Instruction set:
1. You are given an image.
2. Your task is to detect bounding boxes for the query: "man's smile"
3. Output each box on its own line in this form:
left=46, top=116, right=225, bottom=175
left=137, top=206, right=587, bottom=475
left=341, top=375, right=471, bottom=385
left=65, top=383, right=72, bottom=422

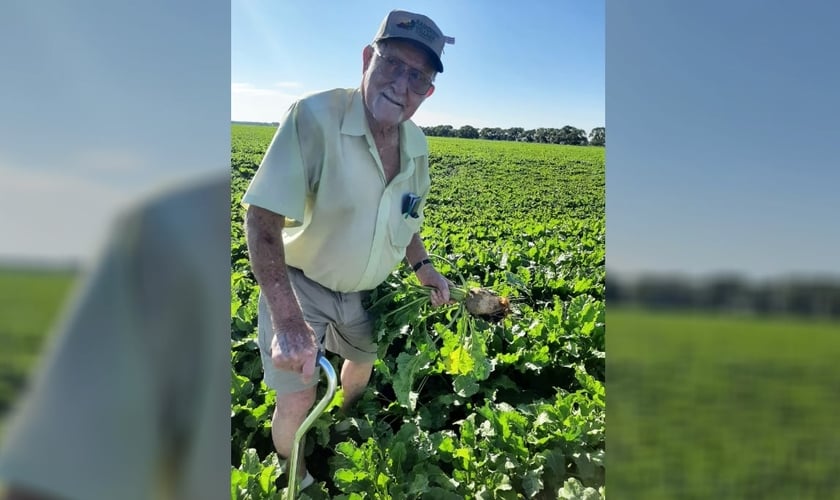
left=381, top=93, right=403, bottom=107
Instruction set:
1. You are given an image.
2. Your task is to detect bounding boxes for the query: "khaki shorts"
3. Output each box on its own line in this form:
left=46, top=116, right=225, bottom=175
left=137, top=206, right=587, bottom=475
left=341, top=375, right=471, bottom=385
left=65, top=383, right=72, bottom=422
left=257, top=266, right=377, bottom=395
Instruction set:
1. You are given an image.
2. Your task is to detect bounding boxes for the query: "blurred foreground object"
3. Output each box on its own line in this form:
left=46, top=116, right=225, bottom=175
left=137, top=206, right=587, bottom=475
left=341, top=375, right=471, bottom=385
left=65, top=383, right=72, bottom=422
left=0, top=172, right=230, bottom=499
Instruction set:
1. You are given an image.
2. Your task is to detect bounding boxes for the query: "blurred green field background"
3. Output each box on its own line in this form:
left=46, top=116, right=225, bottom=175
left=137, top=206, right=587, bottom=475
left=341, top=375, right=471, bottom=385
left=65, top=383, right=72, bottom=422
left=0, top=267, right=77, bottom=430
left=609, top=307, right=840, bottom=498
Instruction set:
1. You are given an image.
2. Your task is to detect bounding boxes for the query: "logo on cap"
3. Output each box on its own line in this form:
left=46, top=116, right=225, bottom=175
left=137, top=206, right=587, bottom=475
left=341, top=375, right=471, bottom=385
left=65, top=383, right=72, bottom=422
left=395, top=17, right=439, bottom=43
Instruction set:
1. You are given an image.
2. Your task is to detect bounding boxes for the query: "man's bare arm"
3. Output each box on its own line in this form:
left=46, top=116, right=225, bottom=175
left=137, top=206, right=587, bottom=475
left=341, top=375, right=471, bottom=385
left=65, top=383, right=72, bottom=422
left=405, top=233, right=451, bottom=306
left=244, top=205, right=302, bottom=322
left=244, top=205, right=317, bottom=381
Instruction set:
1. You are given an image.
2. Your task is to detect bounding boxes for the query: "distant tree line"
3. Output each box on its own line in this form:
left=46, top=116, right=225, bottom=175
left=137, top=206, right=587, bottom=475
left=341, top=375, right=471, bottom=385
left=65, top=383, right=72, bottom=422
left=420, top=125, right=605, bottom=146
left=232, top=120, right=280, bottom=127
left=231, top=121, right=606, bottom=146
left=608, top=271, right=840, bottom=320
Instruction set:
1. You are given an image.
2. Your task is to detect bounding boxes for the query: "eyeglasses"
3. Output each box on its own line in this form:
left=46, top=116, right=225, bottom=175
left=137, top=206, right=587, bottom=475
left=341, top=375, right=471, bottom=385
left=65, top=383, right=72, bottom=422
left=372, top=46, right=434, bottom=95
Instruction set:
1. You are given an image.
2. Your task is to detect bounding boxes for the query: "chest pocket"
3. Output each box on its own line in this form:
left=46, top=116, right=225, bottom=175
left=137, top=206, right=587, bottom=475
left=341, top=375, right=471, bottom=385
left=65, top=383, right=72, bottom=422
left=389, top=210, right=423, bottom=248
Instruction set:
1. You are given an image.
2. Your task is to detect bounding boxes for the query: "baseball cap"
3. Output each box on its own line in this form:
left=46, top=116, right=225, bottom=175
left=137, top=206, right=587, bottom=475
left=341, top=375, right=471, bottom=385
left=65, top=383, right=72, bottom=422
left=372, top=10, right=455, bottom=73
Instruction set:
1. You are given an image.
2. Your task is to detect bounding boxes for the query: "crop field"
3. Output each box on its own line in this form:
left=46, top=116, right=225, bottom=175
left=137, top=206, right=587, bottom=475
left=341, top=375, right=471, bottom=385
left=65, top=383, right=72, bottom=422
left=230, top=126, right=606, bottom=499
left=609, top=308, right=840, bottom=498
left=0, top=267, right=77, bottom=428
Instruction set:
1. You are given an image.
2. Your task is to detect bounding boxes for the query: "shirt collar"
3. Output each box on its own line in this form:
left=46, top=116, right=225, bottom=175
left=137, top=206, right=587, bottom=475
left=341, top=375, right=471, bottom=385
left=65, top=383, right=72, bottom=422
left=341, top=88, right=427, bottom=159
left=340, top=88, right=367, bottom=137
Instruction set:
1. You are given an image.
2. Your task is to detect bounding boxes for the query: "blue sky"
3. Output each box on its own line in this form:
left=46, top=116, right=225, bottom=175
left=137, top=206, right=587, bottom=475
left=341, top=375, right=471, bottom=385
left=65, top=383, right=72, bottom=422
left=3, top=0, right=837, bottom=281
left=231, top=1, right=605, bottom=132
left=0, top=1, right=230, bottom=262
left=607, top=0, right=840, bottom=280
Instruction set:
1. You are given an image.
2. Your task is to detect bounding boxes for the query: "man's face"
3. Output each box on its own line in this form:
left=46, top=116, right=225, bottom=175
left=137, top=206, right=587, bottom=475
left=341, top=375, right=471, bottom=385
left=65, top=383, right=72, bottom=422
left=362, top=39, right=437, bottom=129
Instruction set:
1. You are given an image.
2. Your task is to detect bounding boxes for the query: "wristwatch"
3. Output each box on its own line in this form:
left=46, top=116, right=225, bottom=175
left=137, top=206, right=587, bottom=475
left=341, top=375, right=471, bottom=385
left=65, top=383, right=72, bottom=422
left=412, top=258, right=432, bottom=272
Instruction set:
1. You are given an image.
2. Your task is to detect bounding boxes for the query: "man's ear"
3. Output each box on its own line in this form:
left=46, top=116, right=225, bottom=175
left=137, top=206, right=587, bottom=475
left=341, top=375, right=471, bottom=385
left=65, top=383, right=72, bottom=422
left=362, top=45, right=374, bottom=73
left=425, top=84, right=435, bottom=98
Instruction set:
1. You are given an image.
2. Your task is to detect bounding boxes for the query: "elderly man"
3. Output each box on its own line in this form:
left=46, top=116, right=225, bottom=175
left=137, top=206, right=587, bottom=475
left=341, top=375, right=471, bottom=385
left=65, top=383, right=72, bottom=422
left=241, top=10, right=454, bottom=489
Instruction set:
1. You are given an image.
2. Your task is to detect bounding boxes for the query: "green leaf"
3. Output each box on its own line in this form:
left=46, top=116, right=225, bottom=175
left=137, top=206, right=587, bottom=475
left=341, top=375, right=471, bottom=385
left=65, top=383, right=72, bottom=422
left=453, top=374, right=479, bottom=397
left=334, top=468, right=371, bottom=493
left=557, top=477, right=602, bottom=500
left=390, top=441, right=407, bottom=473
left=541, top=448, right=567, bottom=482
left=522, top=468, right=544, bottom=498
left=573, top=277, right=593, bottom=293
left=438, top=435, right=456, bottom=454
left=422, top=487, right=463, bottom=500
left=443, top=345, right=474, bottom=375
left=392, top=350, right=432, bottom=410
left=407, top=473, right=429, bottom=495
left=230, top=468, right=247, bottom=498
left=572, top=449, right=604, bottom=482
left=231, top=370, right=254, bottom=402
left=333, top=468, right=358, bottom=487
left=258, top=463, right=277, bottom=494
left=336, top=441, right=366, bottom=468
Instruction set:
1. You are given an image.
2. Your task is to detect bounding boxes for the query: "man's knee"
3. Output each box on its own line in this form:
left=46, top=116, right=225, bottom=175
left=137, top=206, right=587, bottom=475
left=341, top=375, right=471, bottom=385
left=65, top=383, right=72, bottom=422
left=273, top=386, right=317, bottom=420
left=342, top=359, right=374, bottom=372
left=341, top=360, right=373, bottom=381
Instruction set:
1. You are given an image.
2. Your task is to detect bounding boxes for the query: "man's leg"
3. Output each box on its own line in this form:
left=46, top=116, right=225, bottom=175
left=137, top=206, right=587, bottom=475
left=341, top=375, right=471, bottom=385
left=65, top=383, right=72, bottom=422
left=260, top=268, right=344, bottom=484
left=271, top=386, right=316, bottom=478
left=340, top=359, right=373, bottom=412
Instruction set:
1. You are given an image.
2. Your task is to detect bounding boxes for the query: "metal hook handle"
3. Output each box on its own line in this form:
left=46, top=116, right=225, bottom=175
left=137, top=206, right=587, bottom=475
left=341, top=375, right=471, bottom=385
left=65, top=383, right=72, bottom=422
left=287, top=352, right=338, bottom=499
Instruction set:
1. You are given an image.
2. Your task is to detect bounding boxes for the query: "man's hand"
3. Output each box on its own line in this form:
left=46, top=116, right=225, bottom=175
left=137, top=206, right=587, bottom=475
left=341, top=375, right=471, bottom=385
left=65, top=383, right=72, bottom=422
left=270, top=317, right=319, bottom=385
left=416, top=265, right=452, bottom=307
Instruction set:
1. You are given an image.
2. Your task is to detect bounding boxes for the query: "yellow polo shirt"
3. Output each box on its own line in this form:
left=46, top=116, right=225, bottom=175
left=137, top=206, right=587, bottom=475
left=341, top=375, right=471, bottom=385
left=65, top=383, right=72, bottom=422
left=242, top=88, right=431, bottom=292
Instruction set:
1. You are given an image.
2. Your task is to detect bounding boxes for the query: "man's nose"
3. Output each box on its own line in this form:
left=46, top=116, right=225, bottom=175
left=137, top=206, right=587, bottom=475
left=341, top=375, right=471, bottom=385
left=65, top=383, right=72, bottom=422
left=390, top=68, right=411, bottom=94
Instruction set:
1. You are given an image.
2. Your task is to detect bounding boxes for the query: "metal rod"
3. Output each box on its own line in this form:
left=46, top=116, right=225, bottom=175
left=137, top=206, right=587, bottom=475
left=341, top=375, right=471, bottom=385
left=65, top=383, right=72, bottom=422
left=287, top=353, right=338, bottom=499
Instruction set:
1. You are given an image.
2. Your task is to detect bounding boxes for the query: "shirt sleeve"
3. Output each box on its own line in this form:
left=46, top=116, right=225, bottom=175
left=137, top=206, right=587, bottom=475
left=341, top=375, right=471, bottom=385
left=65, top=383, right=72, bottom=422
left=241, top=99, right=320, bottom=227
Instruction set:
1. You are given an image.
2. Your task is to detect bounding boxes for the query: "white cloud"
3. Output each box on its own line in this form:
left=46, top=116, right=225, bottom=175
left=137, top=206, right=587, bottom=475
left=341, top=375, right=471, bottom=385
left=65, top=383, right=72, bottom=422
left=231, top=82, right=308, bottom=122
left=272, top=81, right=303, bottom=89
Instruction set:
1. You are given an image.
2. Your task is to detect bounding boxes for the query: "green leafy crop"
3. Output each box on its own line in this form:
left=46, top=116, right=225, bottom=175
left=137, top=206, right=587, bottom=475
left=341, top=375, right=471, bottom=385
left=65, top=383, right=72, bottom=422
left=230, top=129, right=605, bottom=499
